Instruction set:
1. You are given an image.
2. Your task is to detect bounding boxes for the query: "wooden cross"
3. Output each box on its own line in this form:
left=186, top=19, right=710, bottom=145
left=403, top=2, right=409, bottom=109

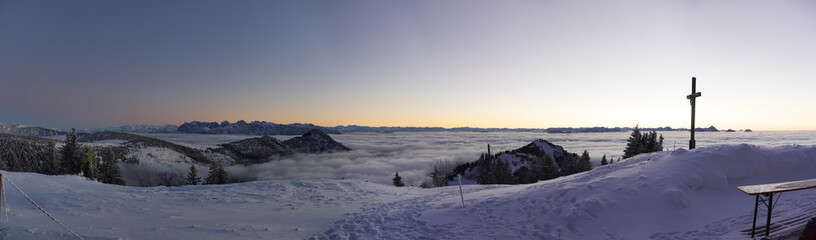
left=686, top=77, right=702, bottom=149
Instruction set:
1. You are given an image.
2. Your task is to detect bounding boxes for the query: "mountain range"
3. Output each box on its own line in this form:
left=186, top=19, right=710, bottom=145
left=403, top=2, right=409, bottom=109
left=1, top=121, right=739, bottom=135
left=177, top=120, right=341, bottom=135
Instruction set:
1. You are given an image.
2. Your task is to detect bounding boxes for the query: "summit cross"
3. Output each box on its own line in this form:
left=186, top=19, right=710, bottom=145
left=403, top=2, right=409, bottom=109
left=686, top=77, right=702, bottom=149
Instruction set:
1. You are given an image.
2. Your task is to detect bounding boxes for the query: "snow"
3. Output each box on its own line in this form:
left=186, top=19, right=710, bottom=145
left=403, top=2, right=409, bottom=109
left=2, top=144, right=816, bottom=239
left=86, top=139, right=127, bottom=147
left=126, top=146, right=194, bottom=165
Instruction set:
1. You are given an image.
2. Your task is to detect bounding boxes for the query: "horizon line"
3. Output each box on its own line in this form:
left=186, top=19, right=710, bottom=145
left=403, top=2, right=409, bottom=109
left=4, top=120, right=806, bottom=132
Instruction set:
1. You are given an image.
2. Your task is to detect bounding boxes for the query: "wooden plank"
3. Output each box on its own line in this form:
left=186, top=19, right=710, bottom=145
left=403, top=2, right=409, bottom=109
left=738, top=179, right=816, bottom=195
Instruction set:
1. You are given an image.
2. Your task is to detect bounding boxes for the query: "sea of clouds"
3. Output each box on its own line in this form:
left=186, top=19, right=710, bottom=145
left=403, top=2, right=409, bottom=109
left=142, top=131, right=816, bottom=186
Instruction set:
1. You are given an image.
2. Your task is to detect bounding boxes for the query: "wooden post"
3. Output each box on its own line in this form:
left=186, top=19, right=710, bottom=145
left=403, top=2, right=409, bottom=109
left=751, top=195, right=759, bottom=237
left=0, top=173, right=3, bottom=225
left=458, top=174, right=465, bottom=207
left=88, top=151, right=94, bottom=171
left=766, top=193, right=773, bottom=237
left=686, top=77, right=702, bottom=149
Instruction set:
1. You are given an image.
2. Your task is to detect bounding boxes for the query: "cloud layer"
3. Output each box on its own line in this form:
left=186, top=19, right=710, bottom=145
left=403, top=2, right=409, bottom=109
left=140, top=131, right=815, bottom=187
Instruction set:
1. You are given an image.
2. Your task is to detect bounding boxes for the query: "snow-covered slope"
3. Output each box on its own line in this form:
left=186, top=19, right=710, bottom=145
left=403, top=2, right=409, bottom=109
left=2, top=144, right=816, bottom=239
left=315, top=144, right=816, bottom=239
left=0, top=172, right=419, bottom=240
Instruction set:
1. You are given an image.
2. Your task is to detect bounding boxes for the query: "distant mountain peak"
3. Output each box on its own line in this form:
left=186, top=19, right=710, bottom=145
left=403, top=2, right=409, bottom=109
left=212, top=129, right=350, bottom=163
left=284, top=129, right=351, bottom=153
left=517, top=139, right=567, bottom=165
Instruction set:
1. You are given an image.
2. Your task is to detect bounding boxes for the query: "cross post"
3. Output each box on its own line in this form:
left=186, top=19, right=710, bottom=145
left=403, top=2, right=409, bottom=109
left=686, top=77, right=702, bottom=149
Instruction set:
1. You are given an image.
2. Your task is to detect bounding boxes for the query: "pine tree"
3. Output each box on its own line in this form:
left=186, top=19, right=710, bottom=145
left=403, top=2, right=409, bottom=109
left=187, top=165, right=201, bottom=185
left=601, top=154, right=608, bottom=165
left=578, top=150, right=592, bottom=172
left=476, top=152, right=494, bottom=184
left=59, top=128, right=82, bottom=174
left=98, top=150, right=125, bottom=185
left=392, top=172, right=405, bottom=187
left=623, top=127, right=664, bottom=159
left=43, top=137, right=60, bottom=175
left=623, top=127, right=642, bottom=159
left=496, top=160, right=514, bottom=184
left=205, top=162, right=229, bottom=185
left=530, top=154, right=557, bottom=181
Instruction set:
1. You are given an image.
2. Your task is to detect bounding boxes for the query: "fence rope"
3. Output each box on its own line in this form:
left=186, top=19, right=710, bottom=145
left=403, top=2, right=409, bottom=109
left=1, top=175, right=5, bottom=223
left=2, top=175, right=84, bottom=240
left=3, top=183, right=7, bottom=223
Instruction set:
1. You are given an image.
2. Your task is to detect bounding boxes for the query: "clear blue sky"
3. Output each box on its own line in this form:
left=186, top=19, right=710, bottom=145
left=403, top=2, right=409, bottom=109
left=1, top=0, right=815, bottom=130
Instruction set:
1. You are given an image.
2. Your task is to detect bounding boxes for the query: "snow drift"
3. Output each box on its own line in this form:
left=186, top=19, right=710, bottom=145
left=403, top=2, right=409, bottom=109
left=1, top=144, right=815, bottom=239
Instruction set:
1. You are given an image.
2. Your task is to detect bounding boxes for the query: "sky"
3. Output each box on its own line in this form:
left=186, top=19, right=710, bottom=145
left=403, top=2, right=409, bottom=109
left=1, top=0, right=815, bottom=131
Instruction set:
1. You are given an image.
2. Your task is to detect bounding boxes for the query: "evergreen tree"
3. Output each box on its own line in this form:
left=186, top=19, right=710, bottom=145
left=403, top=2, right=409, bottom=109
left=623, top=127, right=642, bottom=159
left=623, top=127, right=664, bottom=159
left=392, top=172, right=405, bottom=187
left=578, top=150, right=592, bottom=172
left=601, top=154, right=608, bottom=165
left=513, top=166, right=534, bottom=184
left=205, top=162, right=229, bottom=185
left=495, top=159, right=514, bottom=184
left=98, top=150, right=125, bottom=185
left=186, top=165, right=201, bottom=185
left=42, top=138, right=60, bottom=174
left=536, top=154, right=560, bottom=180
left=59, top=128, right=82, bottom=174
left=476, top=152, right=494, bottom=184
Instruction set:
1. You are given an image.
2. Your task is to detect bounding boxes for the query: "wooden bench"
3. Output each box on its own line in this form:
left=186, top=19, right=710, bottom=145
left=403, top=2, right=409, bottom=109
left=738, top=178, right=816, bottom=238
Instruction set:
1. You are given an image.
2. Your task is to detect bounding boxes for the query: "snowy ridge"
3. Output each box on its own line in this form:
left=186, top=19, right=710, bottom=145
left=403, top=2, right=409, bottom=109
left=0, top=122, right=65, bottom=137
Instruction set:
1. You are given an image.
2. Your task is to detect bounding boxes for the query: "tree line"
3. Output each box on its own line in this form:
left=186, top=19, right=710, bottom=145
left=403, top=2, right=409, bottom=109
left=0, top=128, right=233, bottom=186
